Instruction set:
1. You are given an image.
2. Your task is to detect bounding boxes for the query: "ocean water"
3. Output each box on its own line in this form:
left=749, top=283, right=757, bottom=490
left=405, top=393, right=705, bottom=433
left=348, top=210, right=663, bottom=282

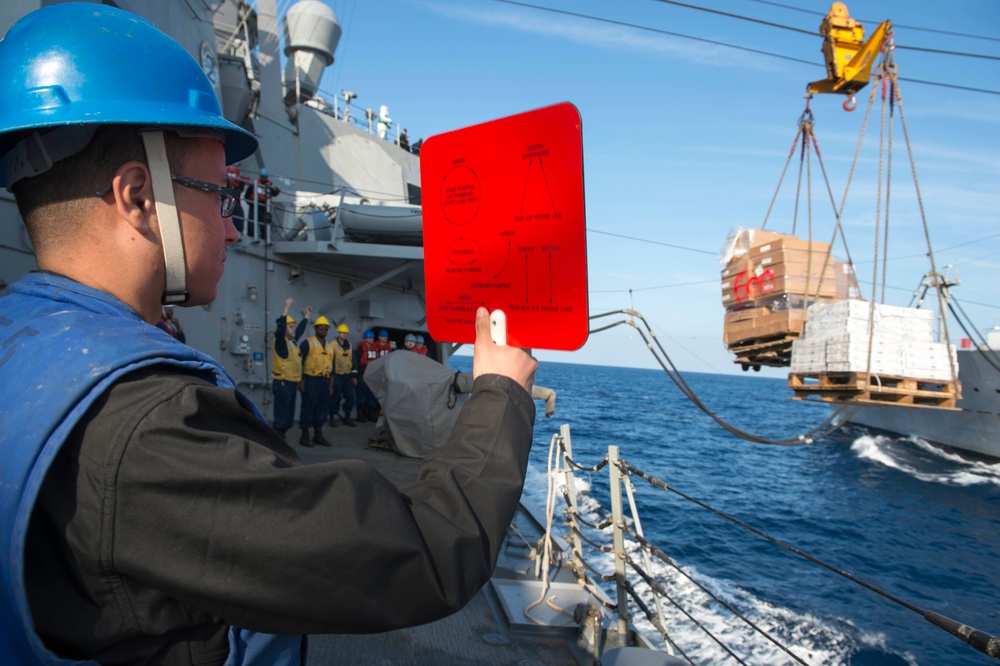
left=451, top=357, right=1000, bottom=665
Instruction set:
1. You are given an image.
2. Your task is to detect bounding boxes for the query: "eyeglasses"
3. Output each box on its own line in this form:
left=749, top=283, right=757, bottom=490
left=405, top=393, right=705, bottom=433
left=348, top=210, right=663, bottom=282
left=171, top=175, right=242, bottom=217
left=96, top=174, right=242, bottom=218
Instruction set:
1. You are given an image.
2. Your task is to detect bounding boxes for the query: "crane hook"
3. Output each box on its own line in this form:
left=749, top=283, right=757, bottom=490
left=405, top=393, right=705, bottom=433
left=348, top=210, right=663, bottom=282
left=843, top=95, right=858, bottom=112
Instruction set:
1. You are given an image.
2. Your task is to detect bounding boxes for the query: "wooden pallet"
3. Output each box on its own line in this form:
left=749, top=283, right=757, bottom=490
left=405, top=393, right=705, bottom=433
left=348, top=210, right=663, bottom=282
left=729, top=333, right=799, bottom=369
left=788, top=372, right=961, bottom=409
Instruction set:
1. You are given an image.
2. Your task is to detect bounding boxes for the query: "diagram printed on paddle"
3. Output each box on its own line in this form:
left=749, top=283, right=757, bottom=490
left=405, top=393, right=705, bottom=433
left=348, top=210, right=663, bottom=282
left=422, top=102, right=589, bottom=351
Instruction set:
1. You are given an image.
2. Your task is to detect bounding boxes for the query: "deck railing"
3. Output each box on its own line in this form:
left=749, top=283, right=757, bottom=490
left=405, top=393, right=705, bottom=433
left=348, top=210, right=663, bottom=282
left=550, top=424, right=1000, bottom=664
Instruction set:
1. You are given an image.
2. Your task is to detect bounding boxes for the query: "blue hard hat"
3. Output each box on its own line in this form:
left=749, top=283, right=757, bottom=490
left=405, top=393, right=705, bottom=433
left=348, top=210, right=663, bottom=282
left=0, top=4, right=258, bottom=187
left=259, top=168, right=269, bottom=178
left=378, top=329, right=389, bottom=337
left=416, top=335, right=425, bottom=343
left=404, top=334, right=416, bottom=342
left=363, top=330, right=375, bottom=339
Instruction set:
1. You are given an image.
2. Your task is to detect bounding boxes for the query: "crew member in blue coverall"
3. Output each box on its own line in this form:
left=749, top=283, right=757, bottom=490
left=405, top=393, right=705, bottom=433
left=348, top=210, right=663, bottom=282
left=0, top=5, right=537, bottom=665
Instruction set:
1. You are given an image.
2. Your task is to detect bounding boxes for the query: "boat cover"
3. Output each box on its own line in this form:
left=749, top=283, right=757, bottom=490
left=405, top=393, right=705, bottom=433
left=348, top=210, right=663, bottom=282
left=363, top=352, right=474, bottom=458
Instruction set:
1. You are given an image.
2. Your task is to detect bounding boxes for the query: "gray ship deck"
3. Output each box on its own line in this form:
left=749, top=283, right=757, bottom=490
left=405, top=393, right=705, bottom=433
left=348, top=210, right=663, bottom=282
left=290, top=421, right=597, bottom=665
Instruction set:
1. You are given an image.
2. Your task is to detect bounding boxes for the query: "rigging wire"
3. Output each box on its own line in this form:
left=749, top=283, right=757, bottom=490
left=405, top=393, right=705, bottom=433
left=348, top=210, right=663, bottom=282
left=589, top=278, right=717, bottom=294
left=489, top=0, right=1000, bottom=95
left=853, top=232, right=1000, bottom=264
left=588, top=229, right=716, bottom=255
left=651, top=0, right=814, bottom=37
left=651, top=0, right=1000, bottom=61
left=494, top=0, right=820, bottom=66
left=741, top=0, right=1000, bottom=44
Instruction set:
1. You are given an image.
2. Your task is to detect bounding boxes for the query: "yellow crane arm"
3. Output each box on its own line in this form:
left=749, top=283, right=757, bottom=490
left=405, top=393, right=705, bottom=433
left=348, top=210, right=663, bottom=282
left=807, top=2, right=891, bottom=98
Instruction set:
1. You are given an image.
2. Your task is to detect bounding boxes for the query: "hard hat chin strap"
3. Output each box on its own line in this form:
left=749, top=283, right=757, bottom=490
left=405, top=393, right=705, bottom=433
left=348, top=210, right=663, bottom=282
left=141, top=131, right=189, bottom=305
left=2, top=126, right=98, bottom=189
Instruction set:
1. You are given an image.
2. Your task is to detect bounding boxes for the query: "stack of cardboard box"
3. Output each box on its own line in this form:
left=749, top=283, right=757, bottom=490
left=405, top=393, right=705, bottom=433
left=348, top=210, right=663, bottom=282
left=721, top=229, right=851, bottom=356
left=790, top=300, right=959, bottom=381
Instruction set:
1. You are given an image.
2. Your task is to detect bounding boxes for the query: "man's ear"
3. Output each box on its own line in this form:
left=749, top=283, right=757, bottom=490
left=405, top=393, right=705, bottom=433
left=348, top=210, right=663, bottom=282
left=105, top=161, right=156, bottom=234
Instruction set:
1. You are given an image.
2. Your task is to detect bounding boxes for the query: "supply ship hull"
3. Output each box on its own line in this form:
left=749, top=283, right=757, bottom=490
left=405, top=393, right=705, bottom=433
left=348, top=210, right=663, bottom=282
left=846, top=347, right=1000, bottom=459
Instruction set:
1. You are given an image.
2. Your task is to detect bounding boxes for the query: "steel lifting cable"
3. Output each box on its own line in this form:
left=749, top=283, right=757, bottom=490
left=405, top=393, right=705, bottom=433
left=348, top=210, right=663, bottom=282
left=807, top=126, right=862, bottom=298
left=804, top=111, right=815, bottom=305
left=863, top=61, right=890, bottom=379
left=760, top=101, right=852, bottom=322
left=882, top=69, right=896, bottom=306
left=589, top=309, right=859, bottom=445
left=760, top=125, right=804, bottom=231
left=618, top=457, right=1000, bottom=661
left=791, top=113, right=809, bottom=237
left=886, top=55, right=961, bottom=385
left=794, top=83, right=877, bottom=308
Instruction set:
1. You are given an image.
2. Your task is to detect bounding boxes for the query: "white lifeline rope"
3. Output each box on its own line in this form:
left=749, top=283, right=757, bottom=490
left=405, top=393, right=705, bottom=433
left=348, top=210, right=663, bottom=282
left=523, top=432, right=573, bottom=626
left=141, top=131, right=188, bottom=304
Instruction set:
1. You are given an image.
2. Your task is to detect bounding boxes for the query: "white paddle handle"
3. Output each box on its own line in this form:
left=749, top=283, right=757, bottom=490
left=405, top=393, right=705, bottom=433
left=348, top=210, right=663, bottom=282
left=489, top=309, right=506, bottom=346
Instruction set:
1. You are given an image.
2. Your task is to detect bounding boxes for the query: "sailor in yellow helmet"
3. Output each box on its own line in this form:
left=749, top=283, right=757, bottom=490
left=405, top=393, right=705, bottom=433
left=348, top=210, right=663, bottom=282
left=298, top=315, right=334, bottom=446
left=272, top=298, right=311, bottom=441
left=329, top=322, right=358, bottom=427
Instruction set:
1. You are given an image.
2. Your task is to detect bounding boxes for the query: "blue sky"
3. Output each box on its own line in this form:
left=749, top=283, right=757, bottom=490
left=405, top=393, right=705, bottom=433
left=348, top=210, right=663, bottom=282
left=305, top=0, right=999, bottom=374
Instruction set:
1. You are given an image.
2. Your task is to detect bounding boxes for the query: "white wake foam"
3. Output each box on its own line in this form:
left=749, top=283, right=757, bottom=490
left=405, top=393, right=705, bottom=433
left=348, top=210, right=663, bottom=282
left=851, top=435, right=1000, bottom=487
left=520, top=461, right=909, bottom=664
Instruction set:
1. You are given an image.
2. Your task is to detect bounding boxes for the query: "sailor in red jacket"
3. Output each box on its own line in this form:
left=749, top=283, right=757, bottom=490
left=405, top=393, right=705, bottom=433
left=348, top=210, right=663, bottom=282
left=249, top=167, right=280, bottom=242
left=226, top=165, right=248, bottom=234
left=376, top=329, right=392, bottom=357
left=355, top=330, right=380, bottom=422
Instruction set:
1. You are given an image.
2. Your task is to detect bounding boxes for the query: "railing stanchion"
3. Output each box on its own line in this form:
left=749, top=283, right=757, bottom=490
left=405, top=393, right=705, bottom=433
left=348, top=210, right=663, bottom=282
left=608, top=445, right=630, bottom=646
left=560, top=424, right=586, bottom=585
left=623, top=473, right=675, bottom=655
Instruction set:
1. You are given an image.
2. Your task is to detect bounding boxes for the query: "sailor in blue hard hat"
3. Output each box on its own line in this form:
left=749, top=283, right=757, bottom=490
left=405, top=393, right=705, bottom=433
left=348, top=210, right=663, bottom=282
left=403, top=333, right=418, bottom=352
left=0, top=6, right=256, bottom=312
left=0, top=5, right=538, bottom=666
left=376, top=329, right=391, bottom=356
left=0, top=4, right=298, bottom=664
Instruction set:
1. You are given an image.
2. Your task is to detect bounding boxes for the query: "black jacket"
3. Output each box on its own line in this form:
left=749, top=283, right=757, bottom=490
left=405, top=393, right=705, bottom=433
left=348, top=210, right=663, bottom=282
left=26, top=367, right=534, bottom=664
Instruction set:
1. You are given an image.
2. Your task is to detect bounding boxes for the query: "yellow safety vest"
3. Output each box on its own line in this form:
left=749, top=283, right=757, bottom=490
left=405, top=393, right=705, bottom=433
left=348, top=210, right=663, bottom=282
left=333, top=339, right=353, bottom=375
left=272, top=337, right=302, bottom=382
left=302, top=337, right=333, bottom=377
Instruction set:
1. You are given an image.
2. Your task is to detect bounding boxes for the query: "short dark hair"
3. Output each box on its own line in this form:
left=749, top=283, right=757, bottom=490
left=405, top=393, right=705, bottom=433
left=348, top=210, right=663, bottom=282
left=11, top=126, right=193, bottom=250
